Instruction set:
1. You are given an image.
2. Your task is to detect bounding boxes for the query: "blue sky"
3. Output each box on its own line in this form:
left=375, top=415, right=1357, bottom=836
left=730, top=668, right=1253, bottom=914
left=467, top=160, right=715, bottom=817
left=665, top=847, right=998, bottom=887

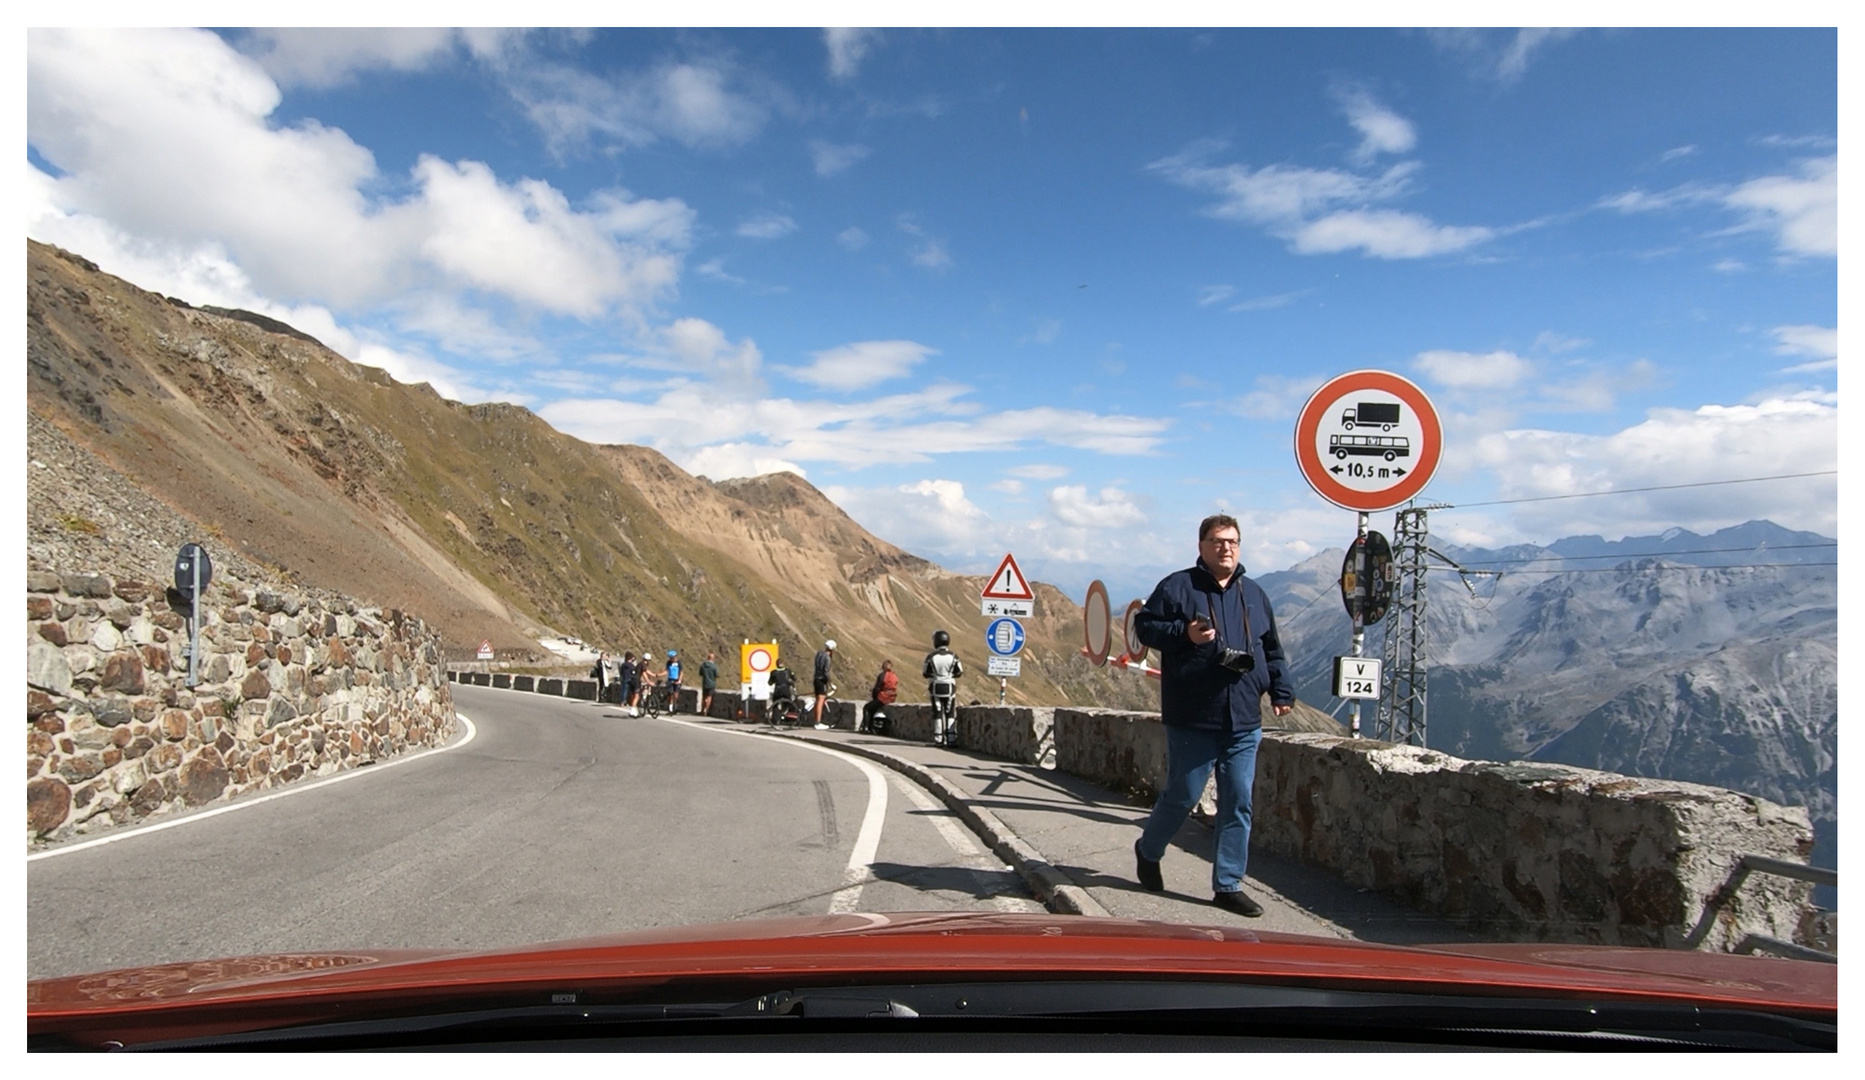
left=26, top=24, right=1839, bottom=604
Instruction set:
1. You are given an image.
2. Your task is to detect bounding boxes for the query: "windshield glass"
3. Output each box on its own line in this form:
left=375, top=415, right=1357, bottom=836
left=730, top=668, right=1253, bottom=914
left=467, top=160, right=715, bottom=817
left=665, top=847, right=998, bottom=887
left=26, top=24, right=1837, bottom=1029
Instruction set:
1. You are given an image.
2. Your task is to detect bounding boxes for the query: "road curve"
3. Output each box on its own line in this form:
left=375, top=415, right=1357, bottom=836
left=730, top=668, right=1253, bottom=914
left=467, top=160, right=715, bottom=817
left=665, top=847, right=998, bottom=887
left=27, top=684, right=1036, bottom=980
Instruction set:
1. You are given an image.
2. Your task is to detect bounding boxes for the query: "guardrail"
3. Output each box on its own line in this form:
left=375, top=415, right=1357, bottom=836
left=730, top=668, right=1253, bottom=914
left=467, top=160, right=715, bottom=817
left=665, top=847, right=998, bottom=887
left=1683, top=854, right=1837, bottom=962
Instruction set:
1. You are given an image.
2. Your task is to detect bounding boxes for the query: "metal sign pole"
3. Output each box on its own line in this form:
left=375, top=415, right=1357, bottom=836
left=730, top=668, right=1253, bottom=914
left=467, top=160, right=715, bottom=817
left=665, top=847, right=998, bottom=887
left=999, top=676, right=1007, bottom=705
left=1348, top=511, right=1367, bottom=738
left=187, top=554, right=201, bottom=688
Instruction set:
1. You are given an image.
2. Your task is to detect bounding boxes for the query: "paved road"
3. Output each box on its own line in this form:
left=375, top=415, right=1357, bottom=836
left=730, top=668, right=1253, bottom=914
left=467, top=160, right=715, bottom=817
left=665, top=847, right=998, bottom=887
left=27, top=684, right=1039, bottom=979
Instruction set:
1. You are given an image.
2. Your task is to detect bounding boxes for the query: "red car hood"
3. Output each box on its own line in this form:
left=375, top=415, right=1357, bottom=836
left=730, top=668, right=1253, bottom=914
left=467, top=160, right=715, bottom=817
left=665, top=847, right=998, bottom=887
left=30, top=912, right=1834, bottom=1045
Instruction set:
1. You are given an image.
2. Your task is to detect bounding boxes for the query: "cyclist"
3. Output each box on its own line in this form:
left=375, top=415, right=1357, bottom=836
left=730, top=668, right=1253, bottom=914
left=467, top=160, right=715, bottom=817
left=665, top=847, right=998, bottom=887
left=637, top=656, right=660, bottom=716
left=922, top=630, right=964, bottom=746
left=664, top=650, right=682, bottom=714
left=769, top=657, right=798, bottom=726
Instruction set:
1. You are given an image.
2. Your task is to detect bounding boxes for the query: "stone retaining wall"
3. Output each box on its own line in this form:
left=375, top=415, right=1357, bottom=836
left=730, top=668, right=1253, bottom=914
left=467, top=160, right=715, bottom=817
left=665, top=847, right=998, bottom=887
left=28, top=570, right=455, bottom=844
left=1053, top=709, right=1814, bottom=951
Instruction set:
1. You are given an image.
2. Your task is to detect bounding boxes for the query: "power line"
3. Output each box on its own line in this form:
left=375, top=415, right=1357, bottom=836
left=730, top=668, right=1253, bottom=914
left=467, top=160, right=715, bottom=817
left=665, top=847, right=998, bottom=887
left=1451, top=541, right=1837, bottom=568
left=1424, top=563, right=1835, bottom=578
left=1443, top=470, right=1837, bottom=509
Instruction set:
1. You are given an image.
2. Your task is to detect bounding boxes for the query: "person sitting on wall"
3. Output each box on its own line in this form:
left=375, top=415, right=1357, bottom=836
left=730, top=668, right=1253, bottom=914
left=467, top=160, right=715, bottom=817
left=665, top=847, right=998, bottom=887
left=863, top=659, right=898, bottom=734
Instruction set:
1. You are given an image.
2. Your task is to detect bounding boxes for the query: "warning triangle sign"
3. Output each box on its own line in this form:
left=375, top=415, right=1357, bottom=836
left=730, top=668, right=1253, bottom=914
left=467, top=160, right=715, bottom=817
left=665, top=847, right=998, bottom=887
left=981, top=552, right=1035, bottom=601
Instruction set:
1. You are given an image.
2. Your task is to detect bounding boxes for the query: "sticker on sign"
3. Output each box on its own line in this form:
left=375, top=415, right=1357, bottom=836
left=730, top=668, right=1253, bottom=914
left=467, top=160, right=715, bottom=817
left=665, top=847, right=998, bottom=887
left=987, top=656, right=1021, bottom=677
left=981, top=598, right=1033, bottom=617
left=1333, top=656, right=1383, bottom=700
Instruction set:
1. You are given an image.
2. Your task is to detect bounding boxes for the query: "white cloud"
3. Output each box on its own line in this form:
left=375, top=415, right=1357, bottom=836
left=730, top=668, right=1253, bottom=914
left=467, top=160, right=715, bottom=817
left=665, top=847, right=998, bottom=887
left=824, top=28, right=881, bottom=81
left=510, top=56, right=771, bottom=154
left=1599, top=157, right=1835, bottom=259
left=1532, top=331, right=1590, bottom=354
left=912, top=239, right=953, bottom=270
left=1007, top=463, right=1069, bottom=480
left=836, top=226, right=870, bottom=250
left=1723, top=156, right=1837, bottom=258
left=1021, top=318, right=1062, bottom=345
left=782, top=340, right=938, bottom=391
left=661, top=318, right=764, bottom=384
left=539, top=380, right=1170, bottom=476
left=28, top=29, right=693, bottom=322
left=1151, top=148, right=1489, bottom=260
left=989, top=479, right=1024, bottom=495
left=1337, top=89, right=1416, bottom=164
left=1772, top=324, right=1837, bottom=373
left=1229, top=289, right=1311, bottom=312
left=1293, top=210, right=1493, bottom=259
left=737, top=212, right=798, bottom=240
left=1416, top=349, right=1535, bottom=390
left=808, top=139, right=870, bottom=177
left=1660, top=144, right=1698, bottom=163
left=1222, top=374, right=1328, bottom=421
left=1048, top=485, right=1147, bottom=529
left=824, top=479, right=1000, bottom=560
left=1468, top=396, right=1838, bottom=539
left=412, top=156, right=689, bottom=318
left=1496, top=29, right=1580, bottom=81
left=1196, top=284, right=1235, bottom=307
left=685, top=445, right=806, bottom=480
left=236, top=28, right=518, bottom=89
left=1433, top=28, right=1580, bottom=82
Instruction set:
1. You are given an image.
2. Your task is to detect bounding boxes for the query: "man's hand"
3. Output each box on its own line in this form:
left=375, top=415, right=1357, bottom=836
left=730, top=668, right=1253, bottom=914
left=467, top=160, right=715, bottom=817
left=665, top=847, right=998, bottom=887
left=1187, top=614, right=1217, bottom=644
left=1272, top=704, right=1292, bottom=717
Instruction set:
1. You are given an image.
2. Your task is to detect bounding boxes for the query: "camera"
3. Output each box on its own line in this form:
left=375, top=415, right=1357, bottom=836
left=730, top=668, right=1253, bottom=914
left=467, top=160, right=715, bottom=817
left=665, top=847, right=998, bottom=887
left=1215, top=647, right=1255, bottom=673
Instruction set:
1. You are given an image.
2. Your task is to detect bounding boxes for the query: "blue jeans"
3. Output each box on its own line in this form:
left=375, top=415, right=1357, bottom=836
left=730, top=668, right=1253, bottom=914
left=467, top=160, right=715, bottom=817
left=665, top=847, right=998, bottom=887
left=1137, top=724, right=1262, bottom=894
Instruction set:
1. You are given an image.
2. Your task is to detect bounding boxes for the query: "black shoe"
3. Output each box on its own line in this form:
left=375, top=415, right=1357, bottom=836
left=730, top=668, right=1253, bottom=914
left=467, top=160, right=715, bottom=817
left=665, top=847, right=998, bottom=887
left=1212, top=889, right=1263, bottom=917
left=1134, top=843, right=1164, bottom=892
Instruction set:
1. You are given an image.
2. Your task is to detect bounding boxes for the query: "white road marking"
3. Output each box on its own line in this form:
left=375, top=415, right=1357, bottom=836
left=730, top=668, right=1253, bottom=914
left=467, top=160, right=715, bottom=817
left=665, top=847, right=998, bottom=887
left=656, top=717, right=888, bottom=915
left=28, top=714, right=479, bottom=863
left=886, top=773, right=1042, bottom=914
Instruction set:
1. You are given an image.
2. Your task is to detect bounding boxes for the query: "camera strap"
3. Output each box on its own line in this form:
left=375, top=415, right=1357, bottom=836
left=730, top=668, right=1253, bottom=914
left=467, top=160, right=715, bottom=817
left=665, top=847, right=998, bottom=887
left=1204, top=584, right=1252, bottom=647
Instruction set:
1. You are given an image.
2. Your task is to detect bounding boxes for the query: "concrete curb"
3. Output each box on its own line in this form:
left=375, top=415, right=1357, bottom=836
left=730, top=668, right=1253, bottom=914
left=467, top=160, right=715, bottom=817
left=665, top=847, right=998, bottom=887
left=760, top=728, right=1111, bottom=919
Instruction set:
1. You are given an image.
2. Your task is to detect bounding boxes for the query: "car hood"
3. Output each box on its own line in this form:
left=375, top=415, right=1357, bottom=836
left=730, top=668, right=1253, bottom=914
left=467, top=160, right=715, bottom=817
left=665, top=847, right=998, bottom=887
left=30, top=912, right=1834, bottom=1044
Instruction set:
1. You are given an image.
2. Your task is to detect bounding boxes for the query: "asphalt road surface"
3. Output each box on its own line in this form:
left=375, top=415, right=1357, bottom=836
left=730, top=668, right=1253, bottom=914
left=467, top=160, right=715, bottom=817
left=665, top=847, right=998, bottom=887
left=28, top=684, right=1040, bottom=980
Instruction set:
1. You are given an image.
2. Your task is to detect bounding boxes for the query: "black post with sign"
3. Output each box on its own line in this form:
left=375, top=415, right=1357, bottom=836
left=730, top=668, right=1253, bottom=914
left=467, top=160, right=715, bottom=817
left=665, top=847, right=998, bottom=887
left=174, top=543, right=214, bottom=688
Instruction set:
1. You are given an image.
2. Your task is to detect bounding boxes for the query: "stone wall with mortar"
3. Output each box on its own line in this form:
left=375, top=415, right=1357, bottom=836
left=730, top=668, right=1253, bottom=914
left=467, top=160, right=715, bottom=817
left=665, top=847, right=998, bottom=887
left=1054, top=708, right=1815, bottom=951
left=28, top=569, right=455, bottom=845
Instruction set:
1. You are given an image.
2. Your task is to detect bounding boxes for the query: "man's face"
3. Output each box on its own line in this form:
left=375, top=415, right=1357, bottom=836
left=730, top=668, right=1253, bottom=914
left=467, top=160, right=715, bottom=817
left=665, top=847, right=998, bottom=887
left=1200, top=527, right=1242, bottom=577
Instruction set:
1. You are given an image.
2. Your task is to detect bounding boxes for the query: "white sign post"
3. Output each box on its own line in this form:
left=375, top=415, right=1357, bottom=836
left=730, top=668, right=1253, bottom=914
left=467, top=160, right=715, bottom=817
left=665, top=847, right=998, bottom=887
left=1296, top=371, right=1442, bottom=738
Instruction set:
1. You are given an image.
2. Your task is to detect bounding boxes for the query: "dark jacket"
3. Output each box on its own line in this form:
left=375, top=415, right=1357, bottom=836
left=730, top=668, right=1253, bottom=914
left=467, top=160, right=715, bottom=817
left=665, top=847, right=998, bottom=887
left=1133, top=559, right=1293, bottom=733
left=699, top=659, right=719, bottom=690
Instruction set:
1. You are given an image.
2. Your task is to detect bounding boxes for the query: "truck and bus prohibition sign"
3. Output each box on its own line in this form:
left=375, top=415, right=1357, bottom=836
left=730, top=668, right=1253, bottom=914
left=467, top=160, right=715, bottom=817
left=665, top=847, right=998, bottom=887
left=1295, top=370, right=1442, bottom=513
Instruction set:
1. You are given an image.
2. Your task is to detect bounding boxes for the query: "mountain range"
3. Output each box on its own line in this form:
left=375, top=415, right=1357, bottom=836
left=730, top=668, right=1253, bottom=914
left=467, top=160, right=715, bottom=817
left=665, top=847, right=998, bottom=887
left=25, top=240, right=1177, bottom=715
left=1258, top=520, right=1837, bottom=864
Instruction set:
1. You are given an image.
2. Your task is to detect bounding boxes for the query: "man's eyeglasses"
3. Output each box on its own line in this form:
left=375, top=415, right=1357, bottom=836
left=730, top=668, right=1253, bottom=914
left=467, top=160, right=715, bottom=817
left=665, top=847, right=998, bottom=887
left=1202, top=537, right=1241, bottom=548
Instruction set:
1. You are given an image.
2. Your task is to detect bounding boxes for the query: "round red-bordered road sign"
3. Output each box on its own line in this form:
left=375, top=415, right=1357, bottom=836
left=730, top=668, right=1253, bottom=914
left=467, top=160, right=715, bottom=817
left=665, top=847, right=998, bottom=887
left=1295, top=370, right=1442, bottom=512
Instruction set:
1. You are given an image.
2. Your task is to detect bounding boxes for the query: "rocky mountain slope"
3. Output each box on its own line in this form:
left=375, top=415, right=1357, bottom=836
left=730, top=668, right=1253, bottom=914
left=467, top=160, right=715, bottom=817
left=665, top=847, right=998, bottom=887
left=1257, top=521, right=1837, bottom=847
left=27, top=241, right=1177, bottom=711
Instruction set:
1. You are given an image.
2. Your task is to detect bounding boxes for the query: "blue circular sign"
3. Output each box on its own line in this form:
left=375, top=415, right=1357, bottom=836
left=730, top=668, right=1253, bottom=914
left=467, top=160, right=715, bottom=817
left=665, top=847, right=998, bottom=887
left=985, top=617, right=1025, bottom=657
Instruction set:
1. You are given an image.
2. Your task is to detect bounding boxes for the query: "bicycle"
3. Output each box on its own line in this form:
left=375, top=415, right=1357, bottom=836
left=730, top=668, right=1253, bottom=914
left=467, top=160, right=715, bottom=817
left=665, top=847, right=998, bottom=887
left=641, top=683, right=674, bottom=718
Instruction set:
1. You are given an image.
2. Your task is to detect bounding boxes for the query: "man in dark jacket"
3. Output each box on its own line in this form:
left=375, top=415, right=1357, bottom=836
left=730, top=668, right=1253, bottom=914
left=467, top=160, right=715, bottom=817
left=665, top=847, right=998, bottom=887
left=1131, top=513, right=1294, bottom=917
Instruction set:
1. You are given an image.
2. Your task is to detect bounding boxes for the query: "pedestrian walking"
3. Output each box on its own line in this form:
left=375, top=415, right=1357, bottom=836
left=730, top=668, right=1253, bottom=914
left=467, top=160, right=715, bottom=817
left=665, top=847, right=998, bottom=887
left=812, top=639, right=836, bottom=729
left=699, top=652, right=720, bottom=716
left=1131, top=513, right=1294, bottom=917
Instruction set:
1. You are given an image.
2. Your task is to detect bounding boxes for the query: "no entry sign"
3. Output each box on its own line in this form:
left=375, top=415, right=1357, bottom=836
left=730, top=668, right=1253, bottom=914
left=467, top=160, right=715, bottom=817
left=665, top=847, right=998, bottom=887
left=1295, top=370, right=1442, bottom=512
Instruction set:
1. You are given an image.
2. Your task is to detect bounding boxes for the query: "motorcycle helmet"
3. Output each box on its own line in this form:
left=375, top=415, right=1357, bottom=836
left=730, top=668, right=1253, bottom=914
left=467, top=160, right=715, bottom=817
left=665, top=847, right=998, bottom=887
left=932, top=629, right=950, bottom=648
left=825, top=639, right=837, bottom=651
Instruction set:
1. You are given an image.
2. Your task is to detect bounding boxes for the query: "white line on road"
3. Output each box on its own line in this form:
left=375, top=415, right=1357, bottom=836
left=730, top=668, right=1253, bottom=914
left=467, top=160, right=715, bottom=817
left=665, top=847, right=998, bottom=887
left=27, top=714, right=480, bottom=863
left=656, top=716, right=888, bottom=915
left=885, top=772, right=1041, bottom=914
